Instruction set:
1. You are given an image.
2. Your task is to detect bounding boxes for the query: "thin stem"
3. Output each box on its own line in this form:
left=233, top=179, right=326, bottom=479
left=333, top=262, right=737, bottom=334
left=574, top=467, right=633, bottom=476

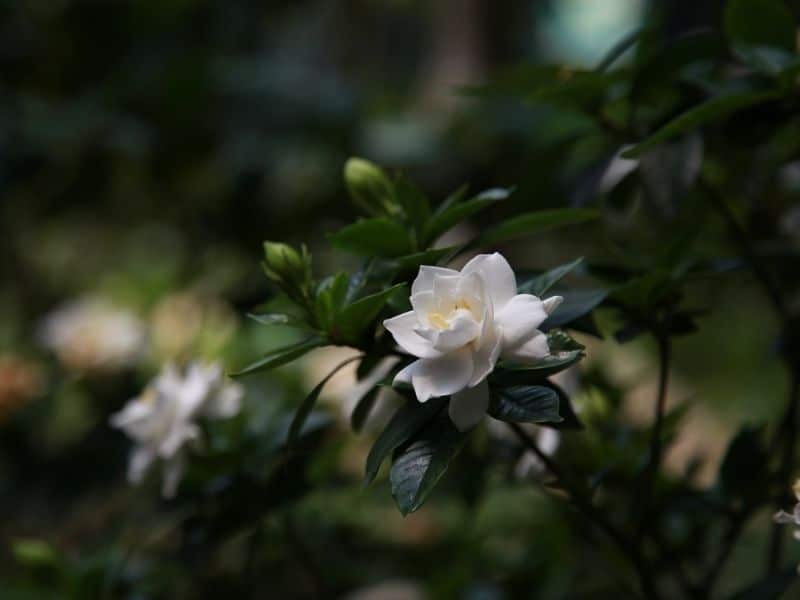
left=637, top=334, right=671, bottom=543
left=508, top=423, right=661, bottom=600
left=767, top=372, right=800, bottom=572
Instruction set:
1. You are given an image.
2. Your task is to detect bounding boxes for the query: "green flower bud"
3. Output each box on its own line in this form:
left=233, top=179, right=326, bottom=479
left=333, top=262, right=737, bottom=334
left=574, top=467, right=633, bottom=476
left=262, top=242, right=312, bottom=301
left=344, top=157, right=399, bottom=217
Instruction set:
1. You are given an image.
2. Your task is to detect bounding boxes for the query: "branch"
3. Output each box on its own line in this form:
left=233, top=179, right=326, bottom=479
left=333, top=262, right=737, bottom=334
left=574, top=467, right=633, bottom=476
left=508, top=423, right=661, bottom=600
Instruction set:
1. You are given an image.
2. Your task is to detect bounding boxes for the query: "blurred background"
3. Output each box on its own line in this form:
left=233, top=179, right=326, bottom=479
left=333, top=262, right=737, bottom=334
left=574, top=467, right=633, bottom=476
left=0, top=0, right=795, bottom=598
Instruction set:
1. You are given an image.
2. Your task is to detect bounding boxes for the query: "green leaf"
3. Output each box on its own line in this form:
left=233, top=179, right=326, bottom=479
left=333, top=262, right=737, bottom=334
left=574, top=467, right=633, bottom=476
left=595, top=28, right=642, bottom=72
left=231, top=336, right=326, bottom=376
left=725, top=0, right=796, bottom=52
left=433, top=183, right=469, bottom=216
left=390, top=412, right=468, bottom=515
left=288, top=355, right=362, bottom=445
left=489, top=385, right=562, bottom=424
left=517, top=257, right=585, bottom=296
left=246, top=312, right=311, bottom=329
left=623, top=90, right=782, bottom=158
left=543, top=289, right=608, bottom=330
left=314, top=272, right=350, bottom=331
left=392, top=247, right=457, bottom=272
left=733, top=44, right=800, bottom=76
left=395, top=177, right=431, bottom=241
left=329, top=218, right=412, bottom=258
left=12, top=539, right=58, bottom=567
left=718, top=425, right=768, bottom=500
left=364, top=396, right=447, bottom=485
left=422, top=187, right=513, bottom=246
left=337, top=283, right=406, bottom=342
left=479, top=208, right=599, bottom=246
left=351, top=385, right=381, bottom=433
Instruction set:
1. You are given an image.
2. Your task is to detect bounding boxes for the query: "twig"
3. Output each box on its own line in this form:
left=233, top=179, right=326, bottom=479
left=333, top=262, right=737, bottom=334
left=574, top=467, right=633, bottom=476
left=508, top=423, right=661, bottom=599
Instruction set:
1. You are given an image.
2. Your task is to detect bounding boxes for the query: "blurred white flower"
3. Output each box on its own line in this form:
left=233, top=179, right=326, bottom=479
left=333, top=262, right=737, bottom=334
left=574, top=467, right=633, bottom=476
left=39, top=296, right=145, bottom=372
left=383, top=253, right=562, bottom=431
left=110, top=361, right=243, bottom=498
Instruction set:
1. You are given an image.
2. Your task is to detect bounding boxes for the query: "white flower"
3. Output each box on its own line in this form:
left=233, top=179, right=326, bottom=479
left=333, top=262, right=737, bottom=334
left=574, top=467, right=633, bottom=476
left=774, top=479, right=800, bottom=544
left=383, top=252, right=562, bottom=431
left=39, top=296, right=145, bottom=373
left=110, top=361, right=243, bottom=498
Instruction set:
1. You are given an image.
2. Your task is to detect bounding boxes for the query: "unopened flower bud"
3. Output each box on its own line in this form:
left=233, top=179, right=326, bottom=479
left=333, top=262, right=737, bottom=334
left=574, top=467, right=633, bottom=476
left=344, top=157, right=398, bottom=217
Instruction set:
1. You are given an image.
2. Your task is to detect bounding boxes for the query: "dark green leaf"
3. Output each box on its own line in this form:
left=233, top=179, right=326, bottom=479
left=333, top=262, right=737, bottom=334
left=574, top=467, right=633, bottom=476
left=718, top=425, right=768, bottom=499
left=542, top=289, right=608, bottom=330
left=329, top=218, right=412, bottom=258
left=729, top=569, right=798, bottom=600
left=495, top=350, right=583, bottom=381
left=433, top=183, right=469, bottom=216
left=390, top=412, right=468, bottom=515
left=288, top=355, right=362, bottom=445
left=541, top=381, right=584, bottom=430
left=479, top=208, right=599, bottom=246
left=595, top=28, right=643, bottom=72
left=337, top=283, right=406, bottom=342
left=395, top=177, right=431, bottom=241
left=725, top=0, right=796, bottom=52
left=351, top=385, right=381, bottom=433
left=364, top=396, right=447, bottom=485
left=623, top=90, right=782, bottom=158
left=392, top=247, right=457, bottom=272
left=489, top=385, right=562, bottom=424
left=546, top=329, right=586, bottom=353
left=517, top=257, right=585, bottom=296
left=734, top=44, right=800, bottom=76
left=315, top=272, right=350, bottom=331
left=422, top=187, right=513, bottom=246
left=231, top=336, right=326, bottom=376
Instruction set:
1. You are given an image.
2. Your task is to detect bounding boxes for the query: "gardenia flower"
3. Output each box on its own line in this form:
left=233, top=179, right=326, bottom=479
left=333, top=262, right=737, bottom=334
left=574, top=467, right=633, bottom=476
left=110, top=361, right=243, bottom=498
left=39, top=296, right=145, bottom=373
left=773, top=479, right=800, bottom=536
left=383, top=253, right=562, bottom=431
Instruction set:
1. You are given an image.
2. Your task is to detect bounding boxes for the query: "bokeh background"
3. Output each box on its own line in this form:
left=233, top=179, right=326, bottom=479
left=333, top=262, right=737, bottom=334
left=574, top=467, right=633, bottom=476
left=0, top=0, right=794, bottom=598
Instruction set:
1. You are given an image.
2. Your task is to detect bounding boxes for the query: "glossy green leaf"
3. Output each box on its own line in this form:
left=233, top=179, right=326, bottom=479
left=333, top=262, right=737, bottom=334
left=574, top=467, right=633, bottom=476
left=392, top=247, right=457, bottom=272
left=543, top=289, right=608, bottom=330
left=329, top=218, right=412, bottom=258
left=479, top=208, right=599, bottom=246
left=623, top=90, right=781, bottom=158
left=489, top=385, right=562, bottom=424
left=724, top=0, right=796, bottom=52
left=231, top=336, right=326, bottom=377
left=364, top=396, right=446, bottom=485
left=288, top=355, right=362, bottom=445
left=337, top=283, right=406, bottom=342
left=389, top=412, right=468, bottom=515
left=315, top=272, right=350, bottom=330
left=422, top=187, right=513, bottom=246
left=517, top=257, right=584, bottom=296
left=395, top=177, right=431, bottom=240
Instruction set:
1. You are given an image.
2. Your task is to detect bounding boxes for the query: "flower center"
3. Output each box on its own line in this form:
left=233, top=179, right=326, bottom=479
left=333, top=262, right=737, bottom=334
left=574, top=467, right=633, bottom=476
left=427, top=298, right=479, bottom=331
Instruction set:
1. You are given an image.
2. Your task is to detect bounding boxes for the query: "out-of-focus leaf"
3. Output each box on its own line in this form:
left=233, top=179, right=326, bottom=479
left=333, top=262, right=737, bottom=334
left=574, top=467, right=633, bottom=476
left=315, top=272, right=350, bottom=330
left=595, top=28, right=643, bottom=72
left=724, top=0, right=796, bottom=52
left=422, top=187, right=512, bottom=246
left=518, top=257, right=585, bottom=296
left=329, top=218, right=412, bottom=258
left=12, top=539, right=58, bottom=567
left=392, top=247, right=456, bottom=271
left=543, top=289, right=608, bottom=330
left=246, top=312, right=311, bottom=330
left=623, top=90, right=781, bottom=158
left=364, top=396, right=446, bottom=485
left=542, top=382, right=584, bottom=430
left=337, top=283, right=405, bottom=342
left=390, top=412, right=468, bottom=515
left=288, top=355, right=362, bottom=445
left=489, top=385, right=562, bottom=424
left=395, top=177, right=431, bottom=241
left=479, top=208, right=599, bottom=246
left=231, top=336, right=326, bottom=376
left=734, top=44, right=800, bottom=76
left=433, top=183, right=469, bottom=216
left=729, top=569, right=798, bottom=600
left=718, top=425, right=768, bottom=500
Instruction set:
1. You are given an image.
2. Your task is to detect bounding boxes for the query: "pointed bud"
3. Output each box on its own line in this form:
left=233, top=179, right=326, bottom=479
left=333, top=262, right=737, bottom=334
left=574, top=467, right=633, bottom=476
left=344, top=157, right=398, bottom=217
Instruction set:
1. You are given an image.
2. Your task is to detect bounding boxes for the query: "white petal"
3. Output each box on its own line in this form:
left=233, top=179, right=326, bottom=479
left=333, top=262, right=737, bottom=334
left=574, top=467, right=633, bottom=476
left=495, top=294, right=548, bottom=348
left=411, top=265, right=459, bottom=296
left=410, top=291, right=436, bottom=321
left=205, top=381, right=244, bottom=419
left=469, top=322, right=502, bottom=386
left=396, top=349, right=474, bottom=403
left=383, top=311, right=441, bottom=358
left=127, top=445, right=156, bottom=484
left=158, top=422, right=201, bottom=458
left=432, top=274, right=461, bottom=306
left=161, top=454, right=186, bottom=499
left=775, top=510, right=796, bottom=524
left=448, top=380, right=489, bottom=431
left=503, top=331, right=549, bottom=362
left=543, top=295, right=563, bottom=315
left=461, top=253, right=517, bottom=310
left=430, top=311, right=480, bottom=352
